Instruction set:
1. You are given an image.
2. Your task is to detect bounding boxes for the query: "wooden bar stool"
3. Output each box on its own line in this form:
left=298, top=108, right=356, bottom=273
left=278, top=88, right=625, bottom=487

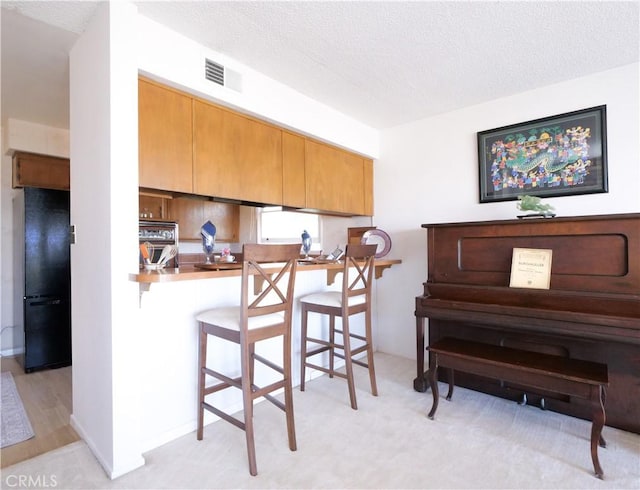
left=196, top=243, right=300, bottom=476
left=299, top=243, right=378, bottom=409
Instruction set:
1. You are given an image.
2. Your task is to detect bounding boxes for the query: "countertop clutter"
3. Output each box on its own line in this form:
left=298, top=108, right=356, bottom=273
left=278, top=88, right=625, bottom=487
left=130, top=258, right=401, bottom=285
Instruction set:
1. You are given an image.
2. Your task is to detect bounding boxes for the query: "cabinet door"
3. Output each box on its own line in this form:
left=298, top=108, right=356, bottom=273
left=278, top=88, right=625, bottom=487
left=194, top=101, right=283, bottom=204
left=168, top=197, right=239, bottom=242
left=12, top=152, right=70, bottom=190
left=305, top=140, right=371, bottom=216
left=363, top=158, right=374, bottom=216
left=192, top=100, right=224, bottom=198
left=139, top=79, right=193, bottom=193
left=282, top=132, right=306, bottom=208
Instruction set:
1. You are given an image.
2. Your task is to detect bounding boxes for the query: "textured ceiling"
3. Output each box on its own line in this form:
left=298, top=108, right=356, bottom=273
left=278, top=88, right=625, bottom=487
left=2, top=1, right=639, bottom=130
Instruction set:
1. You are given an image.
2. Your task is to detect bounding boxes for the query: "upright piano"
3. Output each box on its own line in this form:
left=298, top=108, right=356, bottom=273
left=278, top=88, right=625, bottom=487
left=414, top=213, right=639, bottom=433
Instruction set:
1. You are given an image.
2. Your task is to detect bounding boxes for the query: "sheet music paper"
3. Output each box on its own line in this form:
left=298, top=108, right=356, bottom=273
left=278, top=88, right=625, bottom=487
left=509, top=248, right=553, bottom=289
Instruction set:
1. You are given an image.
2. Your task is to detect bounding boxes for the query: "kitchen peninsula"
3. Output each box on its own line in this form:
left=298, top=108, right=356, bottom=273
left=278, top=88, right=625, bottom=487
left=131, top=258, right=400, bottom=286
left=129, top=256, right=400, bottom=452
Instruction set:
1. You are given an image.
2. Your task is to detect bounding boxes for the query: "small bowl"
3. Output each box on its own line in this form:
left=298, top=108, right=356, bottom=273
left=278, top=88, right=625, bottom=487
left=143, top=263, right=166, bottom=271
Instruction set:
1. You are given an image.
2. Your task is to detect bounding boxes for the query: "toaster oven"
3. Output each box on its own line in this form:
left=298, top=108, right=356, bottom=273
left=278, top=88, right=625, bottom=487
left=139, top=220, right=179, bottom=267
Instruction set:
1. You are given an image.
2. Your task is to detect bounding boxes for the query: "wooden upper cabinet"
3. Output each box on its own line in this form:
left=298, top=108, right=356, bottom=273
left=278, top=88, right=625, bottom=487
left=305, top=140, right=372, bottom=216
left=282, top=132, right=306, bottom=208
left=194, top=100, right=283, bottom=205
left=140, top=79, right=373, bottom=216
left=12, top=152, right=70, bottom=190
left=138, top=79, right=193, bottom=193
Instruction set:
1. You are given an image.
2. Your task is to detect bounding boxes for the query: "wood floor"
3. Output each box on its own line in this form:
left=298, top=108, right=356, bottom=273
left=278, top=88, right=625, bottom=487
left=0, top=356, right=79, bottom=468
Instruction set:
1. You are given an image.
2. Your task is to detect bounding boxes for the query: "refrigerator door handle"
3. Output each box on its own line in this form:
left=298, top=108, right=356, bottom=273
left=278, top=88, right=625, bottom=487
left=28, top=298, right=62, bottom=307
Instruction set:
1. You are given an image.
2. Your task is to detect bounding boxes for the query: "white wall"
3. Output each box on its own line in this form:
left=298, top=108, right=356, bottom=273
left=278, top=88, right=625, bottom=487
left=373, top=63, right=640, bottom=361
left=69, top=1, right=143, bottom=478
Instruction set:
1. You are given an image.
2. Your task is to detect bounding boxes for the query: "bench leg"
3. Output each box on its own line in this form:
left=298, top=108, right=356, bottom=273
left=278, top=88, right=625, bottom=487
left=590, top=385, right=606, bottom=479
left=599, top=387, right=607, bottom=448
left=446, top=368, right=454, bottom=401
left=427, top=354, right=439, bottom=420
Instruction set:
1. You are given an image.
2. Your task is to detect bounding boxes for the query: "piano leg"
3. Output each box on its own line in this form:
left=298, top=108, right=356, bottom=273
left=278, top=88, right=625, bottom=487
left=414, top=316, right=429, bottom=392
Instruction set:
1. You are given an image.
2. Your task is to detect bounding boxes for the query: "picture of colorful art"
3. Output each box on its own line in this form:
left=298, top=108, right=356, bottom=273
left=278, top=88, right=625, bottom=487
left=478, top=106, right=607, bottom=203
left=490, top=125, right=592, bottom=193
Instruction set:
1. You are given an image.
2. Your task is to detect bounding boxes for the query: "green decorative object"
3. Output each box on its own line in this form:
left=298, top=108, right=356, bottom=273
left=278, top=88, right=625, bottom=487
left=516, top=195, right=556, bottom=218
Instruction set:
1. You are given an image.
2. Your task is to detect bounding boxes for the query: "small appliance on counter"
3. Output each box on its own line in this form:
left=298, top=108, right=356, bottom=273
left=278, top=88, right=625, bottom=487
left=139, top=220, right=179, bottom=267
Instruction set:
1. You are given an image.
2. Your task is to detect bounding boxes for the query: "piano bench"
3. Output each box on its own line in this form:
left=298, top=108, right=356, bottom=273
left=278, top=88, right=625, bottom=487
left=426, top=337, right=609, bottom=479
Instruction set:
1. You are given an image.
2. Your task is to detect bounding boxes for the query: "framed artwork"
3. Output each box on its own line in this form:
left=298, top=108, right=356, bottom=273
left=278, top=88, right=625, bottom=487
left=478, top=105, right=608, bottom=203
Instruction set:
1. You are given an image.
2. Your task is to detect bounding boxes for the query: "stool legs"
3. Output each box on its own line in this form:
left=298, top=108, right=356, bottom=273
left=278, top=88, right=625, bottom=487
left=283, top=330, right=297, bottom=451
left=300, top=306, right=377, bottom=410
left=300, top=304, right=309, bottom=392
left=197, top=324, right=207, bottom=441
left=341, top=316, right=358, bottom=410
left=198, top=326, right=295, bottom=477
left=364, top=307, right=378, bottom=397
left=240, top=340, right=257, bottom=476
left=329, top=315, right=336, bottom=379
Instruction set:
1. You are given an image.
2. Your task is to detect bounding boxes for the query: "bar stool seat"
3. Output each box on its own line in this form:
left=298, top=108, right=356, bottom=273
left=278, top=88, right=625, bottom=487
left=197, top=308, right=286, bottom=330
left=299, top=292, right=366, bottom=308
left=299, top=243, right=378, bottom=410
left=196, top=243, right=300, bottom=476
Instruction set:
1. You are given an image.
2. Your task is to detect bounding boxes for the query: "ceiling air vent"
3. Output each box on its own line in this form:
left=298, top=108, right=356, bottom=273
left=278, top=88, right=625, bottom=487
left=205, top=58, right=225, bottom=86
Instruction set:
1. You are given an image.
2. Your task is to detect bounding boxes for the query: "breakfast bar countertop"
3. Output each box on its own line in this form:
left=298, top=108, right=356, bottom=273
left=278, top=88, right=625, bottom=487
left=130, top=258, right=402, bottom=285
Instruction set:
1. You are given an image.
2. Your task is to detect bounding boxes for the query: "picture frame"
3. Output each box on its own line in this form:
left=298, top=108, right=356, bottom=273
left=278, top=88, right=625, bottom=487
left=478, top=105, right=608, bottom=203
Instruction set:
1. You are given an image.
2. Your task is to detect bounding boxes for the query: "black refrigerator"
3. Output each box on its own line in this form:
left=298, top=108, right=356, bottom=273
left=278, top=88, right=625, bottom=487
left=14, top=187, right=72, bottom=372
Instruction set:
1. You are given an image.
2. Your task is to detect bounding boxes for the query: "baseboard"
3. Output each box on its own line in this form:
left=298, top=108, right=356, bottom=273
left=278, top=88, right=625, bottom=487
left=0, top=347, right=24, bottom=357
left=140, top=398, right=246, bottom=452
left=70, top=414, right=145, bottom=479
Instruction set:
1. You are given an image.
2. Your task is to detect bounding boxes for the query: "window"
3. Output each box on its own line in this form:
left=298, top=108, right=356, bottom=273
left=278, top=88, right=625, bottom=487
left=258, top=208, right=321, bottom=249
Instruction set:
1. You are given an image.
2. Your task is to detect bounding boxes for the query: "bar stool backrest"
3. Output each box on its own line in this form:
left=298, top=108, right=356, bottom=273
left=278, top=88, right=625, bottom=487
left=241, top=243, right=300, bottom=331
left=341, top=243, right=378, bottom=307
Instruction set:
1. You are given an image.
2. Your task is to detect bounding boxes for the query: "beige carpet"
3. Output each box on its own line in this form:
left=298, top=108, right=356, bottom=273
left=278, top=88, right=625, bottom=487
left=1, top=372, right=35, bottom=449
left=1, top=353, right=639, bottom=489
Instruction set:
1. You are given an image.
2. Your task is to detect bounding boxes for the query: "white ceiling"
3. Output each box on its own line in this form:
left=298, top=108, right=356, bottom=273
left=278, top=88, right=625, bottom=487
left=1, top=1, right=639, bottom=131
